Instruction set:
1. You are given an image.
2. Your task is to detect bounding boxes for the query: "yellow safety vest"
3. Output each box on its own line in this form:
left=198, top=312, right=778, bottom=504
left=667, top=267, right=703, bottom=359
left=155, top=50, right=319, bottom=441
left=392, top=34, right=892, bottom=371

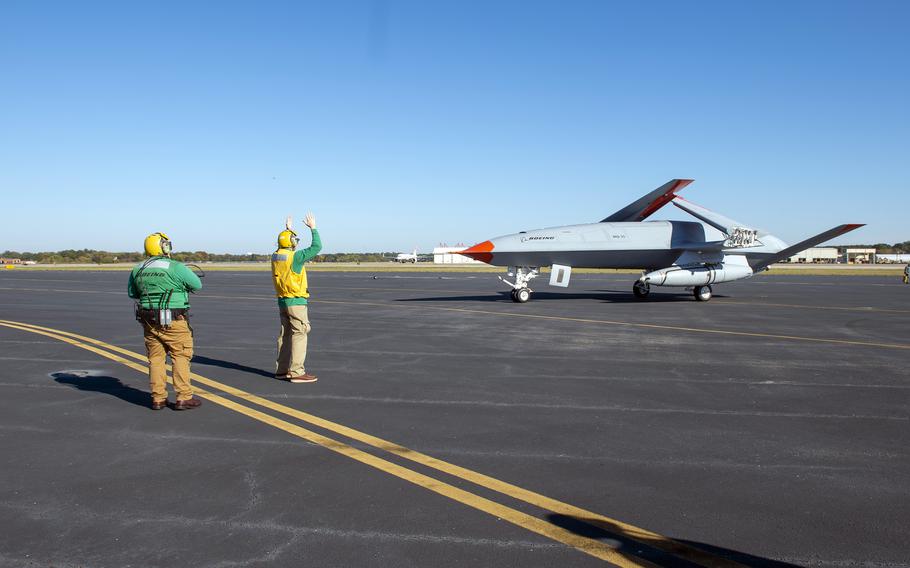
left=271, top=248, right=309, bottom=298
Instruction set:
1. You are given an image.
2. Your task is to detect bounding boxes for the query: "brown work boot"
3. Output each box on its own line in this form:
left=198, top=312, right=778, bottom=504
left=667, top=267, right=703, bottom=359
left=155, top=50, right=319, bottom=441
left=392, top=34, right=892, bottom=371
left=174, top=397, right=203, bottom=410
left=151, top=399, right=168, bottom=410
left=288, top=373, right=318, bottom=383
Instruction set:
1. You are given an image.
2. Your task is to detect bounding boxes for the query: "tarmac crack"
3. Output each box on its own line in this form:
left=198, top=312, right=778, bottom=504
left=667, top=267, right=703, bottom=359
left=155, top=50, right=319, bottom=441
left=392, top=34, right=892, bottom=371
left=119, top=514, right=565, bottom=550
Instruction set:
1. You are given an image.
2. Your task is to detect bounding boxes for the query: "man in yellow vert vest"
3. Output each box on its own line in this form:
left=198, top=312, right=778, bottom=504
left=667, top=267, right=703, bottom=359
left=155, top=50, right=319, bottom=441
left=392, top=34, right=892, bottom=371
left=272, top=213, right=322, bottom=383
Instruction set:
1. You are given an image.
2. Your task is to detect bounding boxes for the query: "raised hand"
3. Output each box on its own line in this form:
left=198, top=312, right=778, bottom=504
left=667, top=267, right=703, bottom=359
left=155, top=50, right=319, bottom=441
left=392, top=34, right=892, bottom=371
left=304, top=212, right=316, bottom=229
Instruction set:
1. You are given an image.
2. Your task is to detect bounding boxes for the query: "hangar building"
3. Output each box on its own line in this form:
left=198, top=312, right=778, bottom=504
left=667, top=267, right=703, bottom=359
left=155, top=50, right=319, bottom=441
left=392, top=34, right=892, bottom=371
left=433, top=246, right=485, bottom=264
left=787, top=247, right=839, bottom=263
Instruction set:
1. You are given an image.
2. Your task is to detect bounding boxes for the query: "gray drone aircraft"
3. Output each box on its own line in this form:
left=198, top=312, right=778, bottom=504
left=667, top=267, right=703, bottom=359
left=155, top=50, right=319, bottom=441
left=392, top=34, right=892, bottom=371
left=459, top=179, right=863, bottom=302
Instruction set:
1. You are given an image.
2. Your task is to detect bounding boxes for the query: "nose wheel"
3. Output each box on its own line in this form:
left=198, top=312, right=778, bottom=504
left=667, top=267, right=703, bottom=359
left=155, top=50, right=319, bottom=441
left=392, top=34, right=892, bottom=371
left=501, top=266, right=538, bottom=303
left=511, top=288, right=531, bottom=303
left=694, top=285, right=713, bottom=301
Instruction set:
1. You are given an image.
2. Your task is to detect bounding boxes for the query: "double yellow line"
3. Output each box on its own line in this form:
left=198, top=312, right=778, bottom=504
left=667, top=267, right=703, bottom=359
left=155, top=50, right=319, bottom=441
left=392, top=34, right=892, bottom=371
left=0, top=319, right=745, bottom=568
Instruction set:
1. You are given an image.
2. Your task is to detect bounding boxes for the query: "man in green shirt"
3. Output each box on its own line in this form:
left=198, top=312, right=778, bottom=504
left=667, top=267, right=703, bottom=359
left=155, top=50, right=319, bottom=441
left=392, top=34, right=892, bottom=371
left=271, top=213, right=322, bottom=383
left=128, top=232, right=203, bottom=410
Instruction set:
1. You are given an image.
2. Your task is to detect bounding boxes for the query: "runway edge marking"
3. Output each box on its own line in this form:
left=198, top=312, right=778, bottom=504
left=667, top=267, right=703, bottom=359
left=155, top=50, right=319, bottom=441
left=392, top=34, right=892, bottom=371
left=0, top=319, right=746, bottom=568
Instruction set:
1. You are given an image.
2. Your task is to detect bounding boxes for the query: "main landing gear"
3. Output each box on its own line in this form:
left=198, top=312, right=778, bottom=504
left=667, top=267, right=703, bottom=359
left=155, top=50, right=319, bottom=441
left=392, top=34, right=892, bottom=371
left=500, top=266, right=539, bottom=303
left=694, top=285, right=713, bottom=302
left=633, top=280, right=714, bottom=301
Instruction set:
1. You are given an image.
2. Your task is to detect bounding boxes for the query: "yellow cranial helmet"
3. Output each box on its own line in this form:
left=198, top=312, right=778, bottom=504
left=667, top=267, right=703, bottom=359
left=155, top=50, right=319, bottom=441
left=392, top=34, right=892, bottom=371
left=144, top=232, right=172, bottom=257
left=278, top=229, right=299, bottom=249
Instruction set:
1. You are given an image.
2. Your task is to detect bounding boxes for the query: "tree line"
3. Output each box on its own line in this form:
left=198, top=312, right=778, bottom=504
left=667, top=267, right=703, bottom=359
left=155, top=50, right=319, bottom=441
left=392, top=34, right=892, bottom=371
left=5, top=242, right=910, bottom=265
left=1, top=249, right=403, bottom=264
left=845, top=241, right=910, bottom=254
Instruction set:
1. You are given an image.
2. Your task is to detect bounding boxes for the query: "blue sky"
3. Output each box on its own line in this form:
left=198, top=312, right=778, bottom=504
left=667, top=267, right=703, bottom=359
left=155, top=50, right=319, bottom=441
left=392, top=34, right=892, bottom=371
left=1, top=0, right=907, bottom=253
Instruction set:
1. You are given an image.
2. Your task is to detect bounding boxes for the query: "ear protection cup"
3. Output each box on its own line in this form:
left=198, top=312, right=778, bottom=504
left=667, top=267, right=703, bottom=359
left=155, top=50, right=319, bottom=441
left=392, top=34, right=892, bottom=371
left=158, top=234, right=172, bottom=255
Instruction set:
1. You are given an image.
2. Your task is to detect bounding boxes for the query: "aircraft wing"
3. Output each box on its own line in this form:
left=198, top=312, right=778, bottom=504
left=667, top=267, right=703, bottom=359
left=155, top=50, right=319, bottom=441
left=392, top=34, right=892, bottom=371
left=600, top=179, right=693, bottom=222
left=752, top=224, right=865, bottom=271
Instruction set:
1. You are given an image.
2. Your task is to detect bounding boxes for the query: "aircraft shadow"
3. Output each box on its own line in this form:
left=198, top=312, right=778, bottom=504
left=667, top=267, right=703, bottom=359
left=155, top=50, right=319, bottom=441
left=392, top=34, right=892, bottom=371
left=191, top=355, right=275, bottom=379
left=396, top=290, right=727, bottom=304
left=52, top=372, right=150, bottom=408
left=546, top=514, right=799, bottom=567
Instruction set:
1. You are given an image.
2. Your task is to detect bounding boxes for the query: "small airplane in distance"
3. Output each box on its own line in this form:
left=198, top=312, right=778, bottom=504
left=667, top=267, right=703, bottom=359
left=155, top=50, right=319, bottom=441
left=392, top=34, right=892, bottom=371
left=458, top=179, right=863, bottom=303
left=394, top=248, right=419, bottom=263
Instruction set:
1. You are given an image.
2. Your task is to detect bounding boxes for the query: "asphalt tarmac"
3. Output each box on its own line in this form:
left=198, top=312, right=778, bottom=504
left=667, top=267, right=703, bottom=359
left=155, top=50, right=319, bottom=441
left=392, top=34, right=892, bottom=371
left=0, top=270, right=907, bottom=568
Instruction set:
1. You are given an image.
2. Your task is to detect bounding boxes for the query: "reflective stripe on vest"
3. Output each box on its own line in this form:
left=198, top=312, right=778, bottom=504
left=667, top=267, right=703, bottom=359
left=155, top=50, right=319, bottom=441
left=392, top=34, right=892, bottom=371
left=271, top=248, right=309, bottom=298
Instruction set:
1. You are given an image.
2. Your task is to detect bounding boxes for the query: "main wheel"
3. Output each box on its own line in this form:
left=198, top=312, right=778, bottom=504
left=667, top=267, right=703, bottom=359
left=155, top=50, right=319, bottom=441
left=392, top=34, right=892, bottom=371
left=633, top=281, right=650, bottom=299
left=513, top=288, right=531, bottom=303
left=694, top=285, right=713, bottom=302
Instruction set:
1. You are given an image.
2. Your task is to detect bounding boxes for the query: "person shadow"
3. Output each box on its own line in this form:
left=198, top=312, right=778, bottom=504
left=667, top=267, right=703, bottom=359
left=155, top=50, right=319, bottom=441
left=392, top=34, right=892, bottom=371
left=546, top=513, right=800, bottom=567
left=51, top=371, right=150, bottom=408
left=191, top=355, right=275, bottom=379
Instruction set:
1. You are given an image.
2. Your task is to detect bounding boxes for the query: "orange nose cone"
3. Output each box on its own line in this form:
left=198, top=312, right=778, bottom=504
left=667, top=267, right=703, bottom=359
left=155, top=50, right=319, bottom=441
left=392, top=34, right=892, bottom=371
left=459, top=240, right=495, bottom=264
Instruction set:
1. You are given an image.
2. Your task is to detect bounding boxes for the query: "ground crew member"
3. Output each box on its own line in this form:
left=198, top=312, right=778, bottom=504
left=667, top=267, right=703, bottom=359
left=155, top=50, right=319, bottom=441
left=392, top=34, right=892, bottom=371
left=904, top=264, right=909, bottom=284
left=272, top=213, right=322, bottom=383
left=128, top=232, right=203, bottom=410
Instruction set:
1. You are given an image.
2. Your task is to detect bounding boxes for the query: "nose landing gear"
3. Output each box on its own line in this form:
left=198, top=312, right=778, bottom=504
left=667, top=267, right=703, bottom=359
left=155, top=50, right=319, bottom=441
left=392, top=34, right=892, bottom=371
left=510, top=288, right=531, bottom=303
left=500, top=266, right=539, bottom=303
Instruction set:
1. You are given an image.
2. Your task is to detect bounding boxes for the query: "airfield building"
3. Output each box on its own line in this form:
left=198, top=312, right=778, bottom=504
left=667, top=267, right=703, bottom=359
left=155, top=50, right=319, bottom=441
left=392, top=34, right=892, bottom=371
left=787, top=247, right=839, bottom=263
left=845, top=248, right=877, bottom=264
left=876, top=253, right=910, bottom=263
left=433, top=246, right=485, bottom=264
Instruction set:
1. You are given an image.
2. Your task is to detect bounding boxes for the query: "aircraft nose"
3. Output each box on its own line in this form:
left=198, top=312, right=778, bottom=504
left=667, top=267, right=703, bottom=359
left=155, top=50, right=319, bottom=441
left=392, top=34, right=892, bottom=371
left=459, top=240, right=495, bottom=264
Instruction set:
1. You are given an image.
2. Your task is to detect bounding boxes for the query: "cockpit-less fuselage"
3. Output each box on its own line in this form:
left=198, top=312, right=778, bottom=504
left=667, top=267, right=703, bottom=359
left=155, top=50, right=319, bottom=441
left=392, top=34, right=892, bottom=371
left=459, top=179, right=863, bottom=302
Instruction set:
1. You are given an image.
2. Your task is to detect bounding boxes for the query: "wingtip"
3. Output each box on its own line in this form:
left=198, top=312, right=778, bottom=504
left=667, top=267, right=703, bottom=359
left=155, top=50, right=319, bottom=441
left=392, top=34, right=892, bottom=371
left=638, top=179, right=694, bottom=220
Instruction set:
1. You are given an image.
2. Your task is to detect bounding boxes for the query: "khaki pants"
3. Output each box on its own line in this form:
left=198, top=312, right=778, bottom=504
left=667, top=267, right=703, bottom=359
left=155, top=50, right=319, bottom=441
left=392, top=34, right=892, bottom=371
left=276, top=305, right=310, bottom=377
left=904, top=274, right=909, bottom=284
left=142, top=319, right=194, bottom=403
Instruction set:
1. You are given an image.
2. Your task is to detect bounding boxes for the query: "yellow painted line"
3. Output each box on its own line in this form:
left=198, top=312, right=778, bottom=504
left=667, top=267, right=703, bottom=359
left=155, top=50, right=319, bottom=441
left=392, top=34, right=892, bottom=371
left=308, top=299, right=910, bottom=351
left=712, top=299, right=910, bottom=315
left=6, top=284, right=910, bottom=317
left=4, top=282, right=910, bottom=321
left=317, top=286, right=910, bottom=316
left=176, top=292, right=910, bottom=351
left=0, top=320, right=653, bottom=567
left=0, top=319, right=747, bottom=568
left=0, top=286, right=120, bottom=295
left=297, top=287, right=910, bottom=315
